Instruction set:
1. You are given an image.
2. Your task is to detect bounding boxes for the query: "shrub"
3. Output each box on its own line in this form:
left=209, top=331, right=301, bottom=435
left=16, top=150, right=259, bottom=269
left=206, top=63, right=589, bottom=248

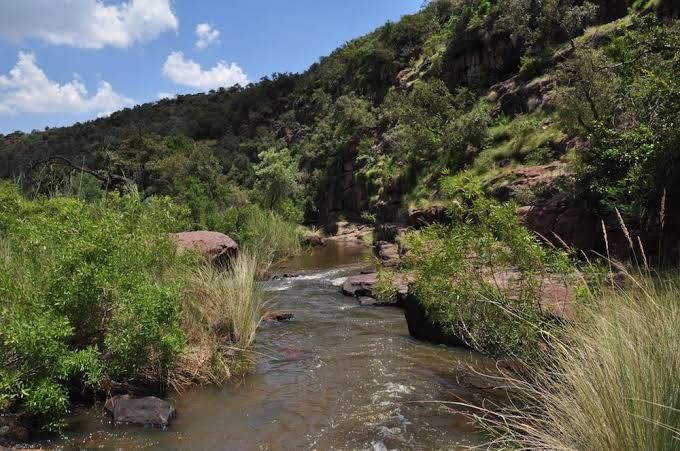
left=0, top=189, right=189, bottom=430
left=170, top=252, right=263, bottom=389
left=398, top=173, right=573, bottom=356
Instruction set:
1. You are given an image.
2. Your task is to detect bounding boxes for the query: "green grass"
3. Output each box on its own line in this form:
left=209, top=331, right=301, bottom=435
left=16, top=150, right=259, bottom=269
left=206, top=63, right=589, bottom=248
left=170, top=252, right=263, bottom=389
left=482, top=270, right=680, bottom=450
left=474, top=114, right=565, bottom=173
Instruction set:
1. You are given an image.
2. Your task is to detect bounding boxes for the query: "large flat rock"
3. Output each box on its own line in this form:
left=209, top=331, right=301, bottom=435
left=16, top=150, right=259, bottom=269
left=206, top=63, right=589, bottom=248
left=171, top=231, right=238, bottom=265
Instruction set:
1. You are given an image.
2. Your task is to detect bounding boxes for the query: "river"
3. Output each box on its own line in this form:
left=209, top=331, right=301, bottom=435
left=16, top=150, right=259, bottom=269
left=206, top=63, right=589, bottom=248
left=41, top=242, right=504, bottom=450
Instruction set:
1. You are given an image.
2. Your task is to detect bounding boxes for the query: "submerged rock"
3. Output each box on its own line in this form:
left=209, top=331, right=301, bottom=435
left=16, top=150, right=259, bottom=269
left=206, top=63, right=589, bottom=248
left=302, top=232, right=324, bottom=247
left=171, top=231, right=238, bottom=266
left=403, top=294, right=466, bottom=347
left=105, top=395, right=175, bottom=428
left=262, top=311, right=294, bottom=322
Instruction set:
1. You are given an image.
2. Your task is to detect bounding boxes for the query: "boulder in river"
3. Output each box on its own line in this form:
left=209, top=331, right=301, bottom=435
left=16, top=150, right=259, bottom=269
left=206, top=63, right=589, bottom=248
left=171, top=231, right=238, bottom=266
left=302, top=232, right=324, bottom=247
left=404, top=294, right=467, bottom=347
left=341, top=272, right=413, bottom=306
left=105, top=395, right=175, bottom=428
left=262, top=311, right=294, bottom=322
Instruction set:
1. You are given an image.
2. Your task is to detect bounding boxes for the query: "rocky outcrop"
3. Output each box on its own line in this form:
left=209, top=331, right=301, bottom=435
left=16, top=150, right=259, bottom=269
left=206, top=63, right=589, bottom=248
left=325, top=222, right=374, bottom=244
left=486, top=163, right=567, bottom=202
left=518, top=194, right=601, bottom=252
left=374, top=241, right=401, bottom=267
left=403, top=294, right=467, bottom=347
left=488, top=75, right=557, bottom=115
left=407, top=205, right=449, bottom=229
left=172, top=231, right=238, bottom=266
left=341, top=272, right=413, bottom=306
left=105, top=395, right=175, bottom=428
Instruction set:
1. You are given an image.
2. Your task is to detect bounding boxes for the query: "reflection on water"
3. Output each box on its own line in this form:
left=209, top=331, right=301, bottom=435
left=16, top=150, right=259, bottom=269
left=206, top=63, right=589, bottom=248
left=43, top=242, right=502, bottom=450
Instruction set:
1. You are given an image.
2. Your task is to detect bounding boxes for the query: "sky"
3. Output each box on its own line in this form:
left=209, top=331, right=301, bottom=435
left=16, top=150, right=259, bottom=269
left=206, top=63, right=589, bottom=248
left=0, top=0, right=422, bottom=134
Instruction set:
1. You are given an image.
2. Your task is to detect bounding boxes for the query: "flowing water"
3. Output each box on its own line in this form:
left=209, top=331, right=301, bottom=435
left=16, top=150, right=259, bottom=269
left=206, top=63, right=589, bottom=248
left=42, top=242, right=506, bottom=450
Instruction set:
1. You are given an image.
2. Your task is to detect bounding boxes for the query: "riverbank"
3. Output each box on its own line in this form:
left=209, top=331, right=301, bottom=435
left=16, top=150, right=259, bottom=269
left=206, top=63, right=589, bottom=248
left=28, top=241, right=509, bottom=450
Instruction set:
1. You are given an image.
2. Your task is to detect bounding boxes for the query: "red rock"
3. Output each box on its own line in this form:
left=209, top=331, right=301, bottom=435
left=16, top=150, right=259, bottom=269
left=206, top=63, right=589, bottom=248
left=171, top=231, right=238, bottom=265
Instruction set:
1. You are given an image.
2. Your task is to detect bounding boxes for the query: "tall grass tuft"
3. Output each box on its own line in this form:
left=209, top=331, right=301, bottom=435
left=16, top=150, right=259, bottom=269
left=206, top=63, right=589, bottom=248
left=480, top=270, right=680, bottom=450
left=170, top=252, right=263, bottom=390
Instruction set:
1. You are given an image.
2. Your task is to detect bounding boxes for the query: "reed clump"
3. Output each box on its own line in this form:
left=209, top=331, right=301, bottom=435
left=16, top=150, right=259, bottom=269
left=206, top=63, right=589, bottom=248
left=170, top=252, right=263, bottom=389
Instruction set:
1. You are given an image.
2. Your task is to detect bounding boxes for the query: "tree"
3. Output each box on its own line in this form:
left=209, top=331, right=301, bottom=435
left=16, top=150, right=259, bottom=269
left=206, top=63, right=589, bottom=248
left=254, top=147, right=302, bottom=212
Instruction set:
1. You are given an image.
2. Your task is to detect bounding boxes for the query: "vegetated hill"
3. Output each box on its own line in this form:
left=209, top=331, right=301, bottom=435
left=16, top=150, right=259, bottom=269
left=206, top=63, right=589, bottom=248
left=2, top=0, right=679, bottom=248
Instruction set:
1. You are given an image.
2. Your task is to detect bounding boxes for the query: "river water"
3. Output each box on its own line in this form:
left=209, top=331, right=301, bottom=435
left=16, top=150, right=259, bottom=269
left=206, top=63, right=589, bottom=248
left=42, top=242, right=504, bottom=450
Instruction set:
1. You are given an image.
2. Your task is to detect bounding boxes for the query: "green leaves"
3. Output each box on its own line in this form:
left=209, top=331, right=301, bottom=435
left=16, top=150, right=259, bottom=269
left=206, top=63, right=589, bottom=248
left=0, top=189, right=188, bottom=430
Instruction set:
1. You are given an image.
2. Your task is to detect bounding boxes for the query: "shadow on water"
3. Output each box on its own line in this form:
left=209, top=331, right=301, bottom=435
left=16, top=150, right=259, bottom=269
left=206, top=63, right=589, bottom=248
left=43, top=242, right=505, bottom=450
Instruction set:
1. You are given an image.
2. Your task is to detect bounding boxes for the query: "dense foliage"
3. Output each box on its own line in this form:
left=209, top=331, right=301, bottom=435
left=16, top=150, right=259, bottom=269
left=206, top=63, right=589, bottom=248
left=0, top=0, right=624, bottom=223
left=394, top=174, right=574, bottom=356
left=0, top=186, right=190, bottom=430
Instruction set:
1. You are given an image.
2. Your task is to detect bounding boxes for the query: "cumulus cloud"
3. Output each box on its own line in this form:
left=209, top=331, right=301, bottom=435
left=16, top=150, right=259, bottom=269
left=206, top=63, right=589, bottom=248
left=0, top=0, right=178, bottom=49
left=162, top=51, right=248, bottom=91
left=0, top=52, right=134, bottom=115
left=195, top=23, right=220, bottom=49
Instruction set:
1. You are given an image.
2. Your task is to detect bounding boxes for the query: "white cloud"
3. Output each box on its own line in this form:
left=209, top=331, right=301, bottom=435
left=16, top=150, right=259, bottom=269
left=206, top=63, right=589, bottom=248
left=0, top=0, right=178, bottom=49
left=195, top=23, right=220, bottom=50
left=157, top=92, right=176, bottom=100
left=0, top=52, right=134, bottom=115
left=162, top=51, right=248, bottom=91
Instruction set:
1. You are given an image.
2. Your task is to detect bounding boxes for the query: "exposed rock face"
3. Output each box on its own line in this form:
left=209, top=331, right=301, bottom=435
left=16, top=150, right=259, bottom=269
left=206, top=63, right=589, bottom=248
left=341, top=272, right=413, bottom=306
left=105, top=395, right=175, bottom=428
left=262, top=311, right=294, bottom=322
left=172, top=231, right=238, bottom=266
left=486, top=163, right=567, bottom=202
left=375, top=241, right=401, bottom=267
left=489, top=75, right=557, bottom=115
left=325, top=222, right=374, bottom=244
left=518, top=194, right=601, bottom=252
left=407, top=205, right=449, bottom=229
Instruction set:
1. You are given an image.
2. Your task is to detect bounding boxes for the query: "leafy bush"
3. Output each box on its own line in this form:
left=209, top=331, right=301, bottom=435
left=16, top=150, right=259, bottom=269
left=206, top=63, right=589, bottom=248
left=0, top=187, right=191, bottom=430
left=399, top=174, right=573, bottom=356
left=558, top=18, right=680, bottom=231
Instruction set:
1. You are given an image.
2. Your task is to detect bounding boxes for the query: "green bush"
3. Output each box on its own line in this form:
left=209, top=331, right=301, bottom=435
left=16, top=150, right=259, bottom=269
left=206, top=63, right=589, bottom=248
left=399, top=174, right=573, bottom=356
left=0, top=187, right=190, bottom=430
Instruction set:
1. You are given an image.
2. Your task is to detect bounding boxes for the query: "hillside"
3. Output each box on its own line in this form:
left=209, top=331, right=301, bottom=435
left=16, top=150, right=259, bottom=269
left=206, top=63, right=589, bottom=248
left=2, top=0, right=679, bottom=253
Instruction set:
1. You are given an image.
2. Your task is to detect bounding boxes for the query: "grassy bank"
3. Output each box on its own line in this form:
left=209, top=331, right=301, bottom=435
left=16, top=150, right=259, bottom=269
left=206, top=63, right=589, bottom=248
left=479, top=270, right=680, bottom=450
left=0, top=185, right=266, bottom=432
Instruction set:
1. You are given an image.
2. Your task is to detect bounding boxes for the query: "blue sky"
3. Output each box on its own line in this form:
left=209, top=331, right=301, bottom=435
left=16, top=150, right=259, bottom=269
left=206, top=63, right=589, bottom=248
left=0, top=0, right=422, bottom=134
